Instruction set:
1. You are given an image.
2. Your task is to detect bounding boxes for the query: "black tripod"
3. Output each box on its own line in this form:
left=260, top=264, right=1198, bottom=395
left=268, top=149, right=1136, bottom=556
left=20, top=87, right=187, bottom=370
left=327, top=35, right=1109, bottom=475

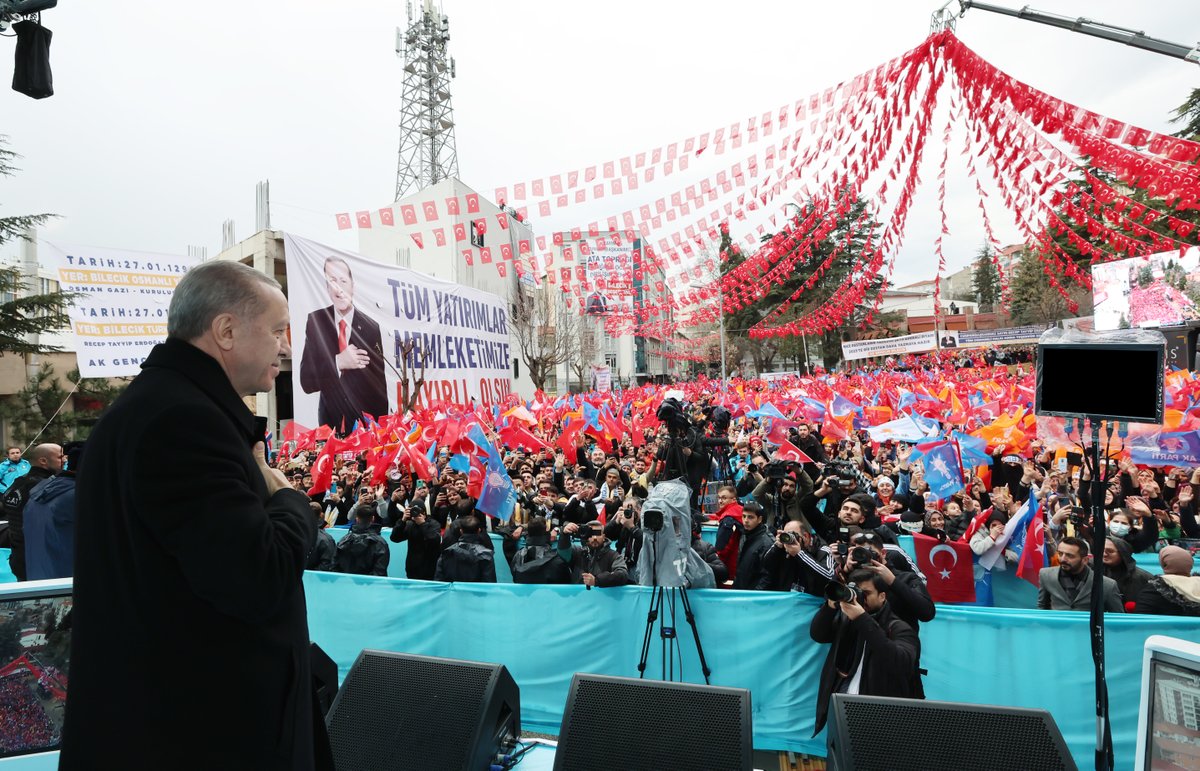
left=635, top=518, right=712, bottom=684
left=1074, top=417, right=1119, bottom=771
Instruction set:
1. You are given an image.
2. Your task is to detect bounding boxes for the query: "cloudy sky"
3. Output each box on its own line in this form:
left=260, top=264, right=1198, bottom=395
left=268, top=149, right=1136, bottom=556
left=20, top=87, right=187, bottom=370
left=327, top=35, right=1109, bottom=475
left=1, top=0, right=1195, bottom=288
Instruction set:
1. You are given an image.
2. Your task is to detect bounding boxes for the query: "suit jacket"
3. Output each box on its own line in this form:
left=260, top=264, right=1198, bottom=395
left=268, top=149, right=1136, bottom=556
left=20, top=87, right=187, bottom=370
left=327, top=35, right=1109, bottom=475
left=1037, top=566, right=1124, bottom=612
left=299, top=305, right=388, bottom=432
left=61, top=338, right=328, bottom=770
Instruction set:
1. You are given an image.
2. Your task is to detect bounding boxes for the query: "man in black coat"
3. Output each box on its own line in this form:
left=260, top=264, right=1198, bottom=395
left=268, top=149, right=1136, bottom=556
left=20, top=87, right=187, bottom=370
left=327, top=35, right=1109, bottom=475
left=298, top=256, right=388, bottom=433
left=62, top=261, right=330, bottom=770
left=390, top=502, right=442, bottom=580
left=809, top=568, right=923, bottom=735
left=0, top=442, right=63, bottom=581
left=732, top=503, right=773, bottom=590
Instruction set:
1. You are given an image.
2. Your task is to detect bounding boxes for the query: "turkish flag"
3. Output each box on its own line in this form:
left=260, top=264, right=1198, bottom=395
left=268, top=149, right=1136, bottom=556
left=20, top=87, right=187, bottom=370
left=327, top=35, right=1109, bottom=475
left=466, top=193, right=480, bottom=213
left=513, top=182, right=526, bottom=200
left=539, top=200, right=552, bottom=217
left=499, top=244, right=513, bottom=261
left=913, top=535, right=975, bottom=603
left=772, top=438, right=813, bottom=464
left=532, top=179, right=544, bottom=196
left=480, top=247, right=492, bottom=263
left=474, top=218, right=487, bottom=235
left=445, top=197, right=461, bottom=215
left=433, top=228, right=447, bottom=247
left=356, top=211, right=372, bottom=228
left=1016, top=515, right=1045, bottom=587
left=518, top=239, right=531, bottom=254
left=496, top=262, right=507, bottom=277
left=464, top=249, right=474, bottom=266
left=335, top=213, right=352, bottom=230
left=496, top=212, right=509, bottom=230
left=378, top=207, right=395, bottom=226
left=400, top=205, right=418, bottom=225
left=422, top=200, right=439, bottom=221
left=453, top=222, right=467, bottom=242
left=410, top=232, right=424, bottom=249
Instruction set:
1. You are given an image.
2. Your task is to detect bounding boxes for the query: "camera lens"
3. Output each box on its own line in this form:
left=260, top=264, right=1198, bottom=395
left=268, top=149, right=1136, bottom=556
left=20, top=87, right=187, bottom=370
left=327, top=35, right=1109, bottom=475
left=851, top=546, right=874, bottom=564
left=823, top=582, right=858, bottom=604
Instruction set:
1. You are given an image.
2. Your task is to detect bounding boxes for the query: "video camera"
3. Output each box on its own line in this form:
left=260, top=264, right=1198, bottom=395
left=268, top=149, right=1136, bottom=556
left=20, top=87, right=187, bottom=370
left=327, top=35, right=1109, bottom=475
left=764, top=459, right=792, bottom=480
left=656, top=397, right=731, bottom=452
left=822, top=459, right=859, bottom=491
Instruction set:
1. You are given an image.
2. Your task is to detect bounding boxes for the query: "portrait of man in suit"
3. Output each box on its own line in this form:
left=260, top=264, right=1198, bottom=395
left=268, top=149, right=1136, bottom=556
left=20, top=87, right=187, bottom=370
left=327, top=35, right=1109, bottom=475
left=298, top=256, right=389, bottom=433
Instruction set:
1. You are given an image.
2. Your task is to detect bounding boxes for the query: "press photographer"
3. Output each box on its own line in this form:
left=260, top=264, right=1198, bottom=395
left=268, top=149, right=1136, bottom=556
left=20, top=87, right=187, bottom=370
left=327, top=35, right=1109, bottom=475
left=751, top=460, right=814, bottom=531
left=557, top=520, right=630, bottom=587
left=830, top=529, right=935, bottom=639
left=809, top=567, right=923, bottom=735
left=649, top=395, right=729, bottom=508
left=754, top=521, right=836, bottom=595
left=603, top=498, right=643, bottom=572
left=803, top=475, right=898, bottom=546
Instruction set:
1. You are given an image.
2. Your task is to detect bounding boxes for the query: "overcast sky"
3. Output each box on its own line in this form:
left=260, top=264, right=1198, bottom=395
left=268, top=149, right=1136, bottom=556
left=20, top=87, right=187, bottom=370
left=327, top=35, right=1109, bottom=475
left=1, top=0, right=1195, bottom=289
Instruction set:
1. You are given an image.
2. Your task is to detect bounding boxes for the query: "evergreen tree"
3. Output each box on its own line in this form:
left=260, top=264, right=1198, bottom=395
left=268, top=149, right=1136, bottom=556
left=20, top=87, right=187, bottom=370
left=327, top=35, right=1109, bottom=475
left=0, top=363, right=129, bottom=445
left=1170, top=87, right=1200, bottom=140
left=723, top=196, right=889, bottom=369
left=0, top=137, right=71, bottom=355
left=1007, top=249, right=1078, bottom=325
left=971, top=243, right=1000, bottom=313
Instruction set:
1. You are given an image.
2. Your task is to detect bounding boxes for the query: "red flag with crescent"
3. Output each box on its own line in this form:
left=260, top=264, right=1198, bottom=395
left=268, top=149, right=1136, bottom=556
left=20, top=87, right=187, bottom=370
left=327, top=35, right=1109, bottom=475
left=913, top=534, right=975, bottom=603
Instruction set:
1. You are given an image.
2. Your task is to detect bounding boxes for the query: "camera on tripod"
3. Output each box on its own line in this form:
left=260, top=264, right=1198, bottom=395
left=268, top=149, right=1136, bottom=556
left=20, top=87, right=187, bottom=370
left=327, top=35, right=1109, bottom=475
left=656, top=397, right=731, bottom=451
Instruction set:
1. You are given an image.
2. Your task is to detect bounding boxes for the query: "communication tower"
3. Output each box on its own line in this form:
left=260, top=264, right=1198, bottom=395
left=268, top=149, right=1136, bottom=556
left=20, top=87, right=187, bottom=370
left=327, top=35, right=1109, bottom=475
left=394, top=0, right=459, bottom=200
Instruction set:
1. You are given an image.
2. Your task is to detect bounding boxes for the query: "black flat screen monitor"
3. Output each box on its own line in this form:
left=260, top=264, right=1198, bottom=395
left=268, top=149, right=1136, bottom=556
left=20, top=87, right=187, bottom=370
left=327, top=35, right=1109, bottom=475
left=0, top=583, right=73, bottom=759
left=1036, top=343, right=1164, bottom=424
left=1144, top=654, right=1200, bottom=770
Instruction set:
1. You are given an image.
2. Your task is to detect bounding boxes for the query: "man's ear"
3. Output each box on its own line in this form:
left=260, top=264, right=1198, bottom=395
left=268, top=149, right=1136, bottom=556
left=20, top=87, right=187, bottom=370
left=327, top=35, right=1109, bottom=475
left=210, top=312, right=237, bottom=351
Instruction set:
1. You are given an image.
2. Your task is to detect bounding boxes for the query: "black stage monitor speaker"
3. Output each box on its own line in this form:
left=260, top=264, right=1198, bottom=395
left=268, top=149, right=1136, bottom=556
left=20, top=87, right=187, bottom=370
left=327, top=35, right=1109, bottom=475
left=553, top=673, right=752, bottom=771
left=1036, top=341, right=1164, bottom=424
left=827, top=694, right=1078, bottom=771
left=325, top=649, right=520, bottom=771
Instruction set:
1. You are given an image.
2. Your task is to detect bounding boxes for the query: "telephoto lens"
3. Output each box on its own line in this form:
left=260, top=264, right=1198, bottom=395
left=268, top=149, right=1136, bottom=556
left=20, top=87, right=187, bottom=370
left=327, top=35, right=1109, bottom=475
left=823, top=581, right=861, bottom=604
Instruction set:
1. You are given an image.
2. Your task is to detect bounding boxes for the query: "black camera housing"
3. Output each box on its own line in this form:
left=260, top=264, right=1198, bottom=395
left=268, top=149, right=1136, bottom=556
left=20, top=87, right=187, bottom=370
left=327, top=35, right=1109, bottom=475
left=824, top=581, right=862, bottom=604
left=642, top=509, right=664, bottom=532
left=850, top=546, right=875, bottom=564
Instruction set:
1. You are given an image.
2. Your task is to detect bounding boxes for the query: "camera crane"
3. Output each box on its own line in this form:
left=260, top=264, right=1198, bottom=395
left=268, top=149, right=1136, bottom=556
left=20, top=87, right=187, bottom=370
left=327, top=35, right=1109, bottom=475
left=930, top=0, right=1200, bottom=65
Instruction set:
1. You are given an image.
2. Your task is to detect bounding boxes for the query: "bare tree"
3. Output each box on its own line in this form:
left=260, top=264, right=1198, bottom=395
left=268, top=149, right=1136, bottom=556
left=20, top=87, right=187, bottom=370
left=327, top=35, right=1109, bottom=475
left=510, top=285, right=572, bottom=392
left=396, top=338, right=431, bottom=413
left=561, top=310, right=597, bottom=392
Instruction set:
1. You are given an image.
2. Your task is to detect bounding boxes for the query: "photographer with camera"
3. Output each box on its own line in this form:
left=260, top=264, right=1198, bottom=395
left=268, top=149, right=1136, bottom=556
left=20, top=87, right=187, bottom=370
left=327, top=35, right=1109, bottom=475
left=603, top=498, right=643, bottom=572
left=556, top=520, right=629, bottom=587
left=751, top=462, right=814, bottom=531
left=389, top=498, right=442, bottom=580
left=755, top=520, right=836, bottom=594
left=809, top=566, right=923, bottom=735
left=833, top=529, right=934, bottom=640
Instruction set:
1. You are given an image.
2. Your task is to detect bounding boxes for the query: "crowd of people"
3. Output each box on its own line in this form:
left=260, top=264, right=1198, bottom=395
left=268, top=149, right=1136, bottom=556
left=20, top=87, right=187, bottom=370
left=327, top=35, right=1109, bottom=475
left=0, top=674, right=55, bottom=753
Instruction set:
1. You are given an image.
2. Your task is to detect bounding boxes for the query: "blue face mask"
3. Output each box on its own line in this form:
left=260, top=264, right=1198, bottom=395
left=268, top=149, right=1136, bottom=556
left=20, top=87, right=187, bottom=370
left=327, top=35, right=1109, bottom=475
left=1109, top=522, right=1130, bottom=538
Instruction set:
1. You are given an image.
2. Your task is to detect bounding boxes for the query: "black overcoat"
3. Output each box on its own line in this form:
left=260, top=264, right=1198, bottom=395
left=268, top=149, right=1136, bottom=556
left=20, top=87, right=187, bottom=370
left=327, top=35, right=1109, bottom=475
left=61, top=338, right=326, bottom=770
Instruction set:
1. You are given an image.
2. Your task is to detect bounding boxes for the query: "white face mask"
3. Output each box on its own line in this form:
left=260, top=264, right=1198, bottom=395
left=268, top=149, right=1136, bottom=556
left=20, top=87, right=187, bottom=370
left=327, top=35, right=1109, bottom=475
left=1109, top=523, right=1131, bottom=538
left=900, top=521, right=923, bottom=534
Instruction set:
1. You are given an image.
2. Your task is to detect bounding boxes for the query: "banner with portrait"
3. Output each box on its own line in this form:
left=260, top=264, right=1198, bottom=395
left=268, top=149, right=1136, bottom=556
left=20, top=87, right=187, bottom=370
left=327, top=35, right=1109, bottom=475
left=284, top=234, right=512, bottom=430
left=581, top=242, right=634, bottom=315
left=46, top=240, right=201, bottom=377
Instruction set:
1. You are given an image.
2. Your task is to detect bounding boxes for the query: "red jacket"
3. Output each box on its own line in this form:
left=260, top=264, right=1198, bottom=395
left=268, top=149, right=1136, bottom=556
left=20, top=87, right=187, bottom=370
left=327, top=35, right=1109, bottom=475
left=712, top=502, right=744, bottom=582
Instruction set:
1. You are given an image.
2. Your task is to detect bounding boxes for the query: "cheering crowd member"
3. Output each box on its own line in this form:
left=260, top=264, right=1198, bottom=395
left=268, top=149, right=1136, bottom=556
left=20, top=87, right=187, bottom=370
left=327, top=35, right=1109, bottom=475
left=62, top=261, right=329, bottom=770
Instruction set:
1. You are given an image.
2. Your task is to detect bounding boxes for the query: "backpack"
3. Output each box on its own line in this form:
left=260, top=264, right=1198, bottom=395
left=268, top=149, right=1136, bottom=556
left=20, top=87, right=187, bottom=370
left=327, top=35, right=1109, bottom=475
left=510, top=543, right=570, bottom=585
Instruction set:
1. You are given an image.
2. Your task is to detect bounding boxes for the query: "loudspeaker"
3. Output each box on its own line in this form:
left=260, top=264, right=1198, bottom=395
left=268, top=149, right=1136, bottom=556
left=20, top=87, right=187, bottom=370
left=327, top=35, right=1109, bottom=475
left=309, top=642, right=338, bottom=717
left=827, top=694, right=1077, bottom=771
left=553, top=674, right=752, bottom=771
left=325, top=649, right=520, bottom=771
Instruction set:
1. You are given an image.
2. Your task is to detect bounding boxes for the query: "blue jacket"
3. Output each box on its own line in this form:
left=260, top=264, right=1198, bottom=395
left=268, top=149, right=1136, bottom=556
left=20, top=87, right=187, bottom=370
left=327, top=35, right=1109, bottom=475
left=23, top=473, right=76, bottom=580
left=0, top=458, right=30, bottom=493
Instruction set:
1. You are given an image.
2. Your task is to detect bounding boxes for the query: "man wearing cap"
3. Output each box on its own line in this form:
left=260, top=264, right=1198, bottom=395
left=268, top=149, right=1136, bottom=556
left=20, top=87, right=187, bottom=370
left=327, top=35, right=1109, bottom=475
left=1132, top=545, right=1200, bottom=616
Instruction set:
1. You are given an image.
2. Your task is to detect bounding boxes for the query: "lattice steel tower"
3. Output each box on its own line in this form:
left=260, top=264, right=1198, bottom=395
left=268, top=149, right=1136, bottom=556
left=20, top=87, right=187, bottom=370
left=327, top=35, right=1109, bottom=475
left=394, top=0, right=459, bottom=201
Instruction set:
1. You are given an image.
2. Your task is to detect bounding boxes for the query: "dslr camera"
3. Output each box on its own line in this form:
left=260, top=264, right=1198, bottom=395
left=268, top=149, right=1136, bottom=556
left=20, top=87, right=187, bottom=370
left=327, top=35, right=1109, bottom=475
left=777, top=530, right=798, bottom=546
left=823, top=580, right=862, bottom=604
left=824, top=460, right=858, bottom=491
left=574, top=525, right=602, bottom=540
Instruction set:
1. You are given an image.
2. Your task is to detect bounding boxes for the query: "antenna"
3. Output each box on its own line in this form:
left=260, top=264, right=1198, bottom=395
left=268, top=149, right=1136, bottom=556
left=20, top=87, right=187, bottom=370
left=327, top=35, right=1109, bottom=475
left=394, top=1, right=459, bottom=200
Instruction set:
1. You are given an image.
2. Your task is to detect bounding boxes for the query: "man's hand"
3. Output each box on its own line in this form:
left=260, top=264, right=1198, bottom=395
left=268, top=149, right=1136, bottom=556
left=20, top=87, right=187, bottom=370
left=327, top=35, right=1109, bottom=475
left=563, top=522, right=580, bottom=535
left=839, top=599, right=865, bottom=620
left=254, top=442, right=291, bottom=497
left=335, top=343, right=371, bottom=371
left=392, top=489, right=404, bottom=502
left=862, top=559, right=896, bottom=585
left=512, top=526, right=524, bottom=540
left=581, top=572, right=597, bottom=588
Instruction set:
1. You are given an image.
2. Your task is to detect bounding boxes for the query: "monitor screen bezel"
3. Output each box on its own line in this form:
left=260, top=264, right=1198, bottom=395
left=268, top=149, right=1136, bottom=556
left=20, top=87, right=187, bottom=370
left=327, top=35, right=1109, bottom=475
left=1035, top=342, right=1165, bottom=425
left=1144, top=651, right=1200, bottom=771
left=0, top=579, right=73, bottom=760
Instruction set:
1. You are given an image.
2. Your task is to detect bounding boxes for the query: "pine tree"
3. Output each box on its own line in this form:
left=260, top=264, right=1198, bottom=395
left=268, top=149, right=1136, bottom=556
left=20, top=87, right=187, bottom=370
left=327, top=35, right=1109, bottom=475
left=0, top=363, right=129, bottom=445
left=1008, top=249, right=1075, bottom=325
left=971, top=243, right=1000, bottom=313
left=0, top=136, right=71, bottom=355
left=1171, top=87, right=1200, bottom=140
left=723, top=195, right=889, bottom=369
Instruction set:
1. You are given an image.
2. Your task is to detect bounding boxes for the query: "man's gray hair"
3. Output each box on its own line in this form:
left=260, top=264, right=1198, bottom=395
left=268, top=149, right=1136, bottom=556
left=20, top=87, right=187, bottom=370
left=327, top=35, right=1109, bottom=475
left=167, top=261, right=282, bottom=341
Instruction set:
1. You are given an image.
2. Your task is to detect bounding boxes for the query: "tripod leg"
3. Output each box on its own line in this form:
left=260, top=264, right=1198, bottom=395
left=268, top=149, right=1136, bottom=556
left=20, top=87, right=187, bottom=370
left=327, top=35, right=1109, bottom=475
left=637, top=587, right=662, bottom=678
left=679, top=588, right=712, bottom=685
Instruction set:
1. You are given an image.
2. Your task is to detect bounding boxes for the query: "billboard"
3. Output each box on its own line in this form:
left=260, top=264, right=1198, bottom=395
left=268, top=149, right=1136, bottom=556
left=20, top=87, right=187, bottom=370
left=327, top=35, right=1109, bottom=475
left=47, top=241, right=201, bottom=377
left=284, top=234, right=512, bottom=430
left=581, top=242, right=634, bottom=315
left=841, top=331, right=939, bottom=361
left=1092, top=246, right=1200, bottom=330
